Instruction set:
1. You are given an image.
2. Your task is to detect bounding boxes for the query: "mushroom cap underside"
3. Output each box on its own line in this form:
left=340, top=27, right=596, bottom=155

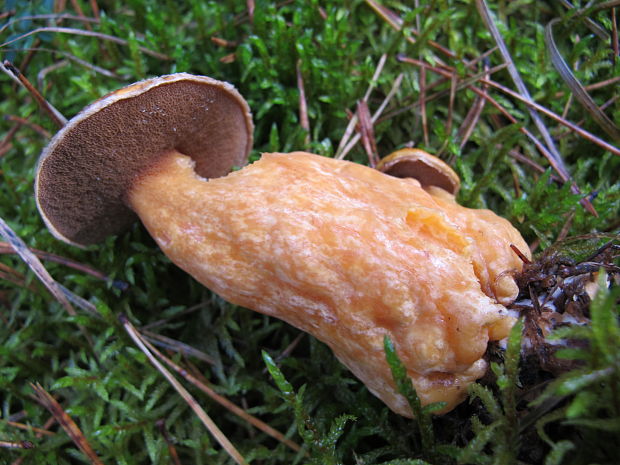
left=377, top=148, right=461, bottom=195
left=35, top=73, right=253, bottom=247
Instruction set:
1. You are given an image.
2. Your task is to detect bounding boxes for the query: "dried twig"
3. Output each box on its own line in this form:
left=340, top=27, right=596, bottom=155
left=337, top=72, right=403, bottom=160
left=156, top=419, right=182, bottom=465
left=139, top=330, right=303, bottom=453
left=30, top=383, right=103, bottom=465
left=141, top=330, right=215, bottom=364
left=396, top=54, right=599, bottom=214
left=546, top=18, right=620, bottom=141
left=296, top=59, right=310, bottom=146
left=419, top=65, right=429, bottom=146
left=476, top=0, right=570, bottom=178
left=4, top=115, right=51, bottom=139
left=0, top=419, right=55, bottom=437
left=0, top=216, right=99, bottom=349
left=0, top=241, right=126, bottom=288
left=0, top=14, right=99, bottom=34
left=0, top=440, right=34, bottom=449
left=335, top=54, right=386, bottom=159
left=357, top=100, right=380, bottom=167
left=1, top=60, right=67, bottom=127
left=1, top=27, right=170, bottom=60
left=457, top=60, right=490, bottom=150
left=120, top=315, right=248, bottom=465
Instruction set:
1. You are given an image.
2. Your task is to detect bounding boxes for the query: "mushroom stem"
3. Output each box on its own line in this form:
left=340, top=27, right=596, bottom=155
left=127, top=150, right=527, bottom=417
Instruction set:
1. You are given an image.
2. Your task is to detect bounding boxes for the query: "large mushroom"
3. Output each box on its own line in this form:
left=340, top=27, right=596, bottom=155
left=36, top=73, right=530, bottom=417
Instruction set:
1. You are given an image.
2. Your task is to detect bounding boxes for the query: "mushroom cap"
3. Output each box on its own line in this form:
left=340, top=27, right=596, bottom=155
left=35, top=73, right=253, bottom=247
left=376, top=148, right=460, bottom=195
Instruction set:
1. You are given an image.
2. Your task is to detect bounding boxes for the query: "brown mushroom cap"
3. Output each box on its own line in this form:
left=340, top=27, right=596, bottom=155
left=35, top=73, right=253, bottom=247
left=376, top=148, right=460, bottom=195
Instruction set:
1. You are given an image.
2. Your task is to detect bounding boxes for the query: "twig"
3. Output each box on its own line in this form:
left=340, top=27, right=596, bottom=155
left=120, top=315, right=248, bottom=465
left=554, top=75, right=620, bottom=97
left=1, top=61, right=67, bottom=128
left=357, top=100, right=380, bottom=167
left=480, top=77, right=620, bottom=157
left=335, top=54, right=386, bottom=159
left=296, top=59, right=310, bottom=146
left=337, top=72, right=403, bottom=160
left=37, top=59, right=69, bottom=89
left=419, top=65, right=429, bottom=146
left=1, top=26, right=170, bottom=60
left=476, top=0, right=570, bottom=178
left=0, top=14, right=99, bottom=34
left=0, top=219, right=74, bottom=315
left=156, top=419, right=182, bottom=465
left=4, top=115, right=51, bottom=138
left=546, top=18, right=620, bottom=141
left=0, top=216, right=99, bottom=350
left=247, top=0, right=255, bottom=24
left=141, top=302, right=209, bottom=330
left=457, top=58, right=490, bottom=151
left=364, top=0, right=451, bottom=65
left=69, top=0, right=92, bottom=31
left=30, top=383, right=103, bottom=464
left=0, top=440, right=33, bottom=449
left=0, top=419, right=55, bottom=437
left=0, top=241, right=126, bottom=288
left=396, top=54, right=600, bottom=214
left=141, top=330, right=215, bottom=364
left=141, top=331, right=303, bottom=453
left=89, top=0, right=100, bottom=19
left=0, top=123, right=21, bottom=152
left=613, top=7, right=619, bottom=62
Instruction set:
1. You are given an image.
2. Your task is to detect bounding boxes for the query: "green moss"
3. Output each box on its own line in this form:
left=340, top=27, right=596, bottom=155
left=1, top=1, right=618, bottom=463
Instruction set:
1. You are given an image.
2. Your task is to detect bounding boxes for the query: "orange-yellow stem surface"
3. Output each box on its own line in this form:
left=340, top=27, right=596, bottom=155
left=128, top=150, right=529, bottom=416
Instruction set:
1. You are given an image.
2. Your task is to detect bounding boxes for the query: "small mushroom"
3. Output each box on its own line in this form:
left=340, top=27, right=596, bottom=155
left=36, top=74, right=530, bottom=417
left=376, top=147, right=460, bottom=195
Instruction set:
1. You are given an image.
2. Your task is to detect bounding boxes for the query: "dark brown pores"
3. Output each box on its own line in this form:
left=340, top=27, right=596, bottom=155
left=36, top=77, right=252, bottom=246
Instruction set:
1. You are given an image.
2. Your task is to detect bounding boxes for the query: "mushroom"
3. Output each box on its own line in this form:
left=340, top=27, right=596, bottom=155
left=376, top=147, right=460, bottom=196
left=36, top=73, right=530, bottom=417
left=35, top=73, right=253, bottom=246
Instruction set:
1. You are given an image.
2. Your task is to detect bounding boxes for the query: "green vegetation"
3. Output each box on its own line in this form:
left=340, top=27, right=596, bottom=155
left=1, top=0, right=619, bottom=463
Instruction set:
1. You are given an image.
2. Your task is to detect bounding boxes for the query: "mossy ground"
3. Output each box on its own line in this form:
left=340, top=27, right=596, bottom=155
left=0, top=1, right=619, bottom=464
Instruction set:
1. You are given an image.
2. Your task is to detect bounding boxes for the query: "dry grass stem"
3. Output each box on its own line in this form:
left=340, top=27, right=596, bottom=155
left=155, top=419, right=182, bottom=465
left=0, top=440, right=34, bottom=449
left=336, top=54, right=386, bottom=159
left=139, top=332, right=303, bottom=453
left=1, top=61, right=67, bottom=127
left=30, top=383, right=104, bottom=465
left=0, top=216, right=100, bottom=351
left=120, top=315, right=249, bottom=465
left=546, top=18, right=620, bottom=141
left=0, top=241, right=117, bottom=284
left=141, top=330, right=215, bottom=364
left=397, top=53, right=599, bottom=214
left=296, top=59, right=310, bottom=146
left=456, top=61, right=490, bottom=150
left=337, top=72, right=403, bottom=160
left=481, top=77, right=620, bottom=156
left=364, top=0, right=451, bottom=65
left=476, top=0, right=570, bottom=177
left=419, top=65, right=429, bottom=146
left=357, top=100, right=380, bottom=167
left=1, top=419, right=56, bottom=437
left=4, top=115, right=51, bottom=139
left=68, top=0, right=92, bottom=31
left=140, top=302, right=209, bottom=330
left=0, top=14, right=99, bottom=34
left=1, top=27, right=170, bottom=60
